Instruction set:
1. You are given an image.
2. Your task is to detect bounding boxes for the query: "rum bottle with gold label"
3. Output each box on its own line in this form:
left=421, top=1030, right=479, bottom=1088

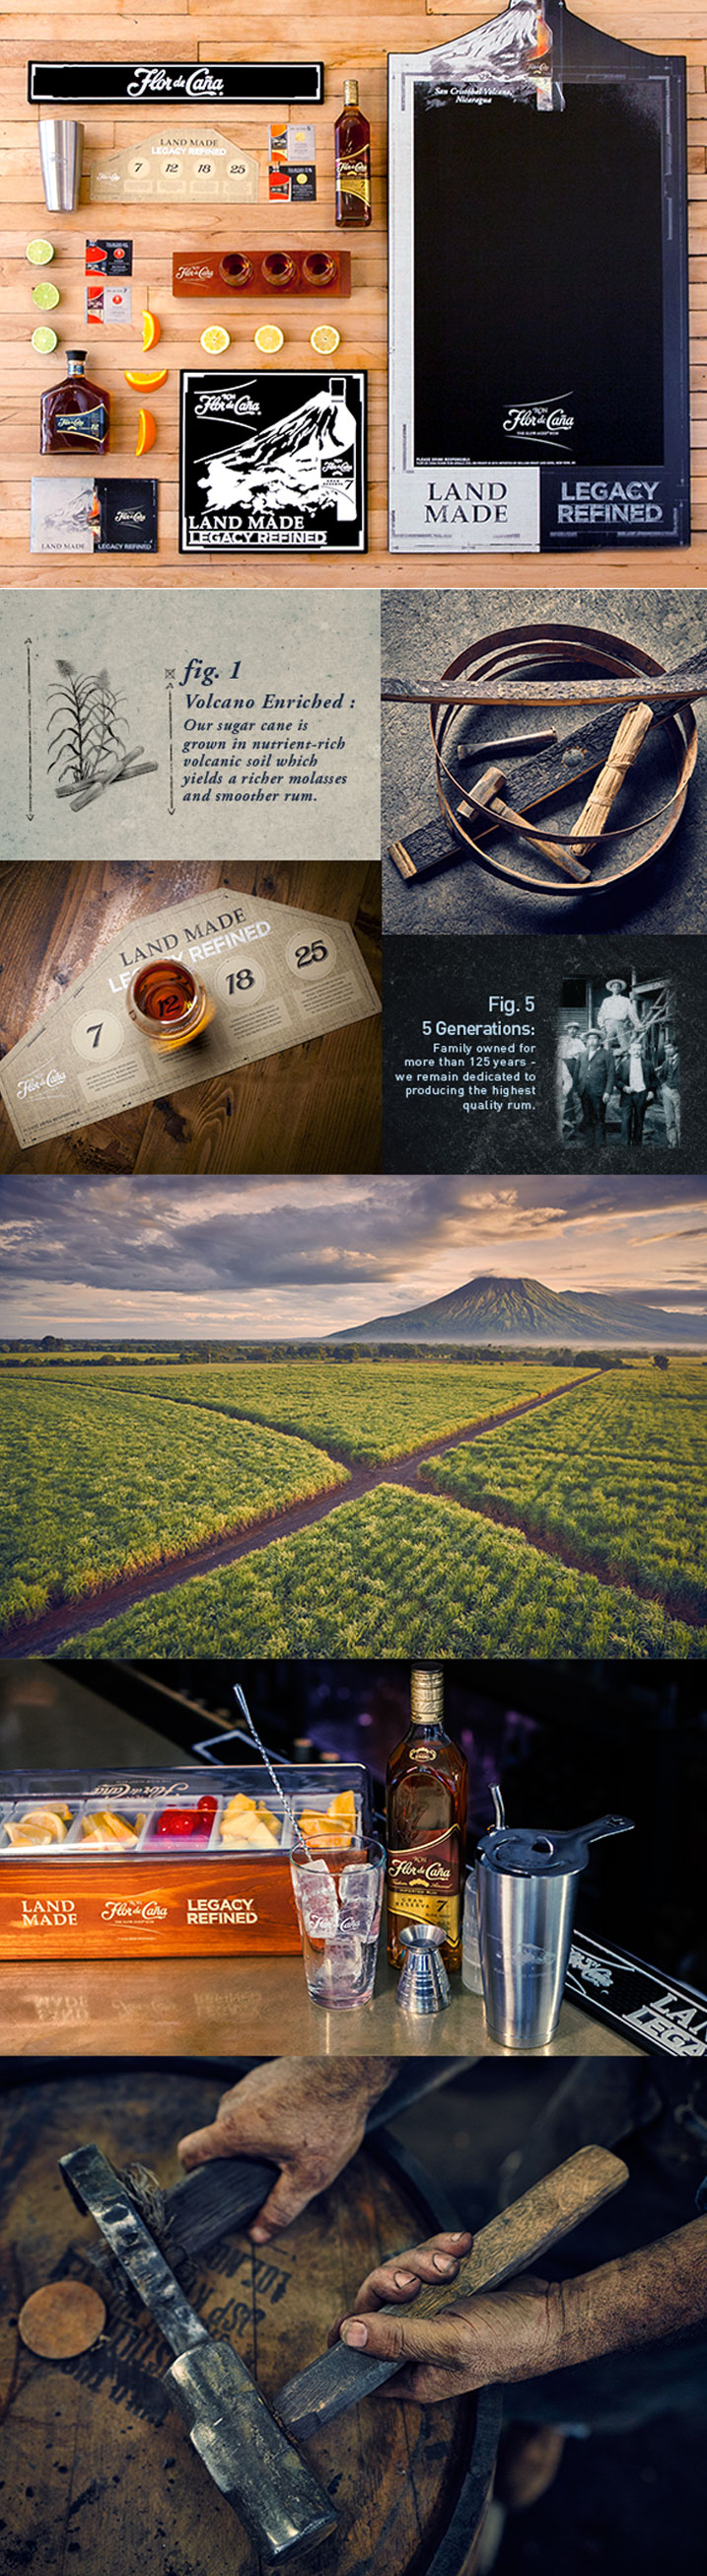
left=40, top=348, right=109, bottom=454
left=334, top=80, right=372, bottom=228
left=387, top=1667, right=467, bottom=1972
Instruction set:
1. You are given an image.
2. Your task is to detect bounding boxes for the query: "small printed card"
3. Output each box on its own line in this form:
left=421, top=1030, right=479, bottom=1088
left=31, top=478, right=158, bottom=553
left=0, top=889, right=381, bottom=1146
left=268, top=122, right=316, bottom=201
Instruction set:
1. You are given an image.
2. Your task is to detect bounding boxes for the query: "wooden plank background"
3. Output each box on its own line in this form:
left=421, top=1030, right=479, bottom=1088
left=0, top=856, right=382, bottom=1171
left=0, top=2, right=705, bottom=589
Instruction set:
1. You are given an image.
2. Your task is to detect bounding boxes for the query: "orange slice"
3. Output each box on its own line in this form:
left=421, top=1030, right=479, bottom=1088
left=326, top=1791, right=357, bottom=1827
left=124, top=366, right=168, bottom=392
left=142, top=310, right=161, bottom=351
left=135, top=407, right=157, bottom=455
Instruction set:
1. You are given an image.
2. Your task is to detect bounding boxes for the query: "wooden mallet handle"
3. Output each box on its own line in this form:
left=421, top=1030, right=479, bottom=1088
left=571, top=701, right=655, bottom=855
left=275, top=2144, right=628, bottom=2439
left=460, top=767, right=591, bottom=885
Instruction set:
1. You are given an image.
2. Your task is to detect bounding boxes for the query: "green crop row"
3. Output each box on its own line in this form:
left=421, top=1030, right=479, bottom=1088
left=62, top=1487, right=704, bottom=1662
left=48, top=1358, right=588, bottom=1464
left=420, top=1366, right=707, bottom=1620
left=0, top=1380, right=347, bottom=1633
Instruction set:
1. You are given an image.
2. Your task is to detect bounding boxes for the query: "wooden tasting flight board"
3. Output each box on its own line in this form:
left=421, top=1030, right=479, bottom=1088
left=0, top=886, right=381, bottom=1147
left=0, top=2069, right=494, bottom=2576
left=2, top=3, right=706, bottom=588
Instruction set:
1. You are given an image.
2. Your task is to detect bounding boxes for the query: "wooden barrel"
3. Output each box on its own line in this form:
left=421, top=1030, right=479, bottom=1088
left=0, top=2068, right=500, bottom=2576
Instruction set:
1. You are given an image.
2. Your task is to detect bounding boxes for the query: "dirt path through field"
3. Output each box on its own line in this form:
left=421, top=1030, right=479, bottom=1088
left=2, top=1370, right=603, bottom=1655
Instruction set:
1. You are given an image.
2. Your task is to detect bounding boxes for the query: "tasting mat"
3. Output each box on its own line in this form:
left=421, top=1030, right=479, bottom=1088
left=567, top=1932, right=707, bottom=2063
left=0, top=887, right=381, bottom=1148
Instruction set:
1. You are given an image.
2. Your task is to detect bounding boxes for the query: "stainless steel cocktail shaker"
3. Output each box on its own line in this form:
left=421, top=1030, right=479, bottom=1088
left=476, top=1796, right=633, bottom=2049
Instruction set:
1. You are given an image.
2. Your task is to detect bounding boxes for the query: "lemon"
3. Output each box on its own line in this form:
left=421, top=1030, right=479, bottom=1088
left=31, top=325, right=58, bottom=354
left=200, top=323, right=231, bottom=355
left=310, top=324, right=341, bottom=355
left=26, top=238, right=54, bottom=266
left=254, top=323, right=284, bottom=353
left=32, top=279, right=60, bottom=310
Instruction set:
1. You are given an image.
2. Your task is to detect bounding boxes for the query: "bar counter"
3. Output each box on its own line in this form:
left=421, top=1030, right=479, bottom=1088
left=1, top=1943, right=640, bottom=2059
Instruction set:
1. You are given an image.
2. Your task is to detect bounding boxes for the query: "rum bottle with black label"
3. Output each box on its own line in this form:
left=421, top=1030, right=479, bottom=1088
left=334, top=80, right=372, bottom=228
left=387, top=1667, right=467, bottom=1972
left=40, top=349, right=109, bottom=454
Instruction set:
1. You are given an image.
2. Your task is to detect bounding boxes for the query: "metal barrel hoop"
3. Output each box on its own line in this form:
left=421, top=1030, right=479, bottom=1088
left=427, top=623, right=697, bottom=896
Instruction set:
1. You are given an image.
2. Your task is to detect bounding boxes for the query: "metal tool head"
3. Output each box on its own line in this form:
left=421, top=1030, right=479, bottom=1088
left=59, top=2143, right=337, bottom=2566
left=167, top=2340, right=337, bottom=2563
left=396, top=1920, right=452, bottom=2015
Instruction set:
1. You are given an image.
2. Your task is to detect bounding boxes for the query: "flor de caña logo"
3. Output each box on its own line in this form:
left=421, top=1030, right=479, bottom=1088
left=503, top=395, right=575, bottom=442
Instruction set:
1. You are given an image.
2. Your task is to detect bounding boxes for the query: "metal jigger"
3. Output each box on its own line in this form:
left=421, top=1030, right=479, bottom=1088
left=395, top=1921, right=452, bottom=2016
left=38, top=120, right=84, bottom=213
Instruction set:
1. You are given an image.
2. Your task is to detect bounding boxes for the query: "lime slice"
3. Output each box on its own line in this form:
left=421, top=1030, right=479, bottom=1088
left=310, top=324, right=341, bottom=355
left=32, top=279, right=60, bottom=310
left=26, top=238, right=54, bottom=266
left=200, top=324, right=231, bottom=355
left=254, top=323, right=284, bottom=354
left=32, top=325, right=58, bottom=354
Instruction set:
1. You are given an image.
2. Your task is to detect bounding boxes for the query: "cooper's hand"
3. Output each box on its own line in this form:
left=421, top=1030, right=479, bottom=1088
left=331, top=2234, right=564, bottom=2401
left=177, top=2058, right=390, bottom=2242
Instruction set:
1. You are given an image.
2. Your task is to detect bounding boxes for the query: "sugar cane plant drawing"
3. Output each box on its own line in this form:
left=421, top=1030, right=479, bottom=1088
left=47, top=658, right=158, bottom=813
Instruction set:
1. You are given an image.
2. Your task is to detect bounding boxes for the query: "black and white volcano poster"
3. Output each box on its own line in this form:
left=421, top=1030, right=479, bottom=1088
left=179, top=370, right=368, bottom=553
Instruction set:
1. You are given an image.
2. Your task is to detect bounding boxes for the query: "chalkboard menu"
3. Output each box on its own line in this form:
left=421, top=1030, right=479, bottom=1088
left=389, top=3, right=689, bottom=553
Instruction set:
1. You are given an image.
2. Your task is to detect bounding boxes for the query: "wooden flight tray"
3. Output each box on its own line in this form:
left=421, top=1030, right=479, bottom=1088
left=0, top=1762, right=370, bottom=1959
left=172, top=248, right=351, bottom=296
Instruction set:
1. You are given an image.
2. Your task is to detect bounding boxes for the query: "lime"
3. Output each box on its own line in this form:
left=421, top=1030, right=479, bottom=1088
left=26, top=238, right=54, bottom=266
left=254, top=323, right=284, bottom=353
left=32, top=279, right=60, bottom=310
left=200, top=324, right=231, bottom=355
left=310, top=324, right=341, bottom=355
left=32, top=325, right=58, bottom=354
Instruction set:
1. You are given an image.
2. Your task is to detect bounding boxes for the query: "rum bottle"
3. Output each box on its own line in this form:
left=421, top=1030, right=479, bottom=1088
left=334, top=80, right=372, bottom=228
left=40, top=348, right=109, bottom=454
left=387, top=1667, right=467, bottom=1972
left=522, top=3, right=554, bottom=110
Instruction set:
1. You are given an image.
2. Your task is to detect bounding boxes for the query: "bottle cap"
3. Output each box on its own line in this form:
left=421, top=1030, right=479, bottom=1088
left=66, top=347, right=87, bottom=359
left=410, top=1667, right=444, bottom=1725
left=343, top=79, right=360, bottom=106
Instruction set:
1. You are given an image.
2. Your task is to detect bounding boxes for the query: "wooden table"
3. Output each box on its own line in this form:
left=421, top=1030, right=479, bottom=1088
left=0, top=1942, right=641, bottom=2056
left=1, top=5, right=705, bottom=591
left=0, top=858, right=381, bottom=1171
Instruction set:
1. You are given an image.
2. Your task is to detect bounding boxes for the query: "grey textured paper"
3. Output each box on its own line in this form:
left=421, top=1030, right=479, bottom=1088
left=1, top=592, right=379, bottom=866
left=0, top=889, right=381, bottom=1147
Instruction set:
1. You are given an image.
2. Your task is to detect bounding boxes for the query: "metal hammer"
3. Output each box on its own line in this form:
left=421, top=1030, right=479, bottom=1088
left=59, top=2144, right=336, bottom=2565
left=458, top=765, right=591, bottom=884
left=275, top=2143, right=628, bottom=2440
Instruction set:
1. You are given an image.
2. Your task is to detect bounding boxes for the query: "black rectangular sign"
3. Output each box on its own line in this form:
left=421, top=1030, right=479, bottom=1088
left=389, top=4, right=690, bottom=553
left=28, top=62, right=324, bottom=108
left=179, top=369, right=367, bottom=554
left=567, top=1932, right=707, bottom=2062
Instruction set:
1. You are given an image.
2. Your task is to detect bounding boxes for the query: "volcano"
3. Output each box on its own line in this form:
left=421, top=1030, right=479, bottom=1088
left=333, top=1273, right=702, bottom=1347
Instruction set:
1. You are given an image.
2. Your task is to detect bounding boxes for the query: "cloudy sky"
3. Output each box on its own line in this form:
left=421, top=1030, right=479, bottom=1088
left=0, top=1175, right=705, bottom=1339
